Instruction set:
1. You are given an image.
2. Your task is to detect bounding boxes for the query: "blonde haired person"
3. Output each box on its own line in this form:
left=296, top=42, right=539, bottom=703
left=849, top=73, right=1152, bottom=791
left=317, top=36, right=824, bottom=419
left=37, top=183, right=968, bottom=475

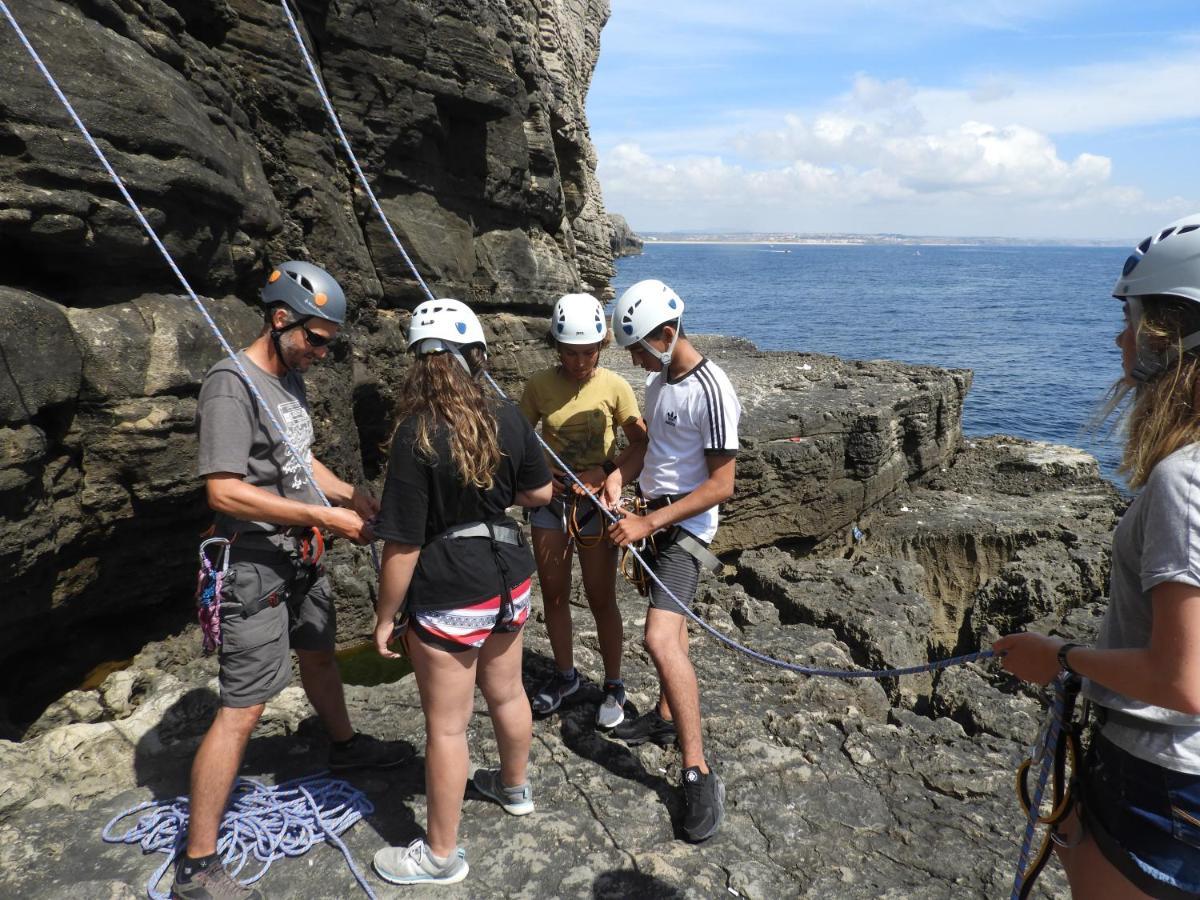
left=370, top=300, right=552, bottom=886
left=996, top=215, right=1200, bottom=899
left=519, top=293, right=648, bottom=728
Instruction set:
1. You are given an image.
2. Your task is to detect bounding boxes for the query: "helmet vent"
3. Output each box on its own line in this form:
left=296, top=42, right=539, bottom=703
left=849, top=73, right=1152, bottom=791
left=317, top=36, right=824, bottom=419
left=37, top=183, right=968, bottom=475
left=1138, top=236, right=1153, bottom=254
left=1160, top=227, right=1177, bottom=241
left=1179, top=224, right=1200, bottom=235
left=1122, top=255, right=1140, bottom=276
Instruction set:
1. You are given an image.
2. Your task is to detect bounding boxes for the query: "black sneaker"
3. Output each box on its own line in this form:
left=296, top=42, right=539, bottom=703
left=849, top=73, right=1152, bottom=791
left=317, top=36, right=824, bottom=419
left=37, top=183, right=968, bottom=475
left=328, top=732, right=410, bottom=770
left=530, top=669, right=581, bottom=716
left=608, top=708, right=677, bottom=747
left=171, top=858, right=263, bottom=899
left=681, top=765, right=725, bottom=843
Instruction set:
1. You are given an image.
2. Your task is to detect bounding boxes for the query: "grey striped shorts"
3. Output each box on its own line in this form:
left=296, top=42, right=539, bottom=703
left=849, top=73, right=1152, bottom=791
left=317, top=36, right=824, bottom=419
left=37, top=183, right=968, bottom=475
left=647, top=529, right=704, bottom=614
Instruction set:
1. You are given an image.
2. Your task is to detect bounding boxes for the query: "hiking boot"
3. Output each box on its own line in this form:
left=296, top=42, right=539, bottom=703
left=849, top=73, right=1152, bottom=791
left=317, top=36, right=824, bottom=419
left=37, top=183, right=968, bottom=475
left=529, top=669, right=581, bottom=716
left=170, top=858, right=263, bottom=899
left=608, top=708, right=677, bottom=747
left=328, top=732, right=409, bottom=770
left=681, top=765, right=725, bottom=843
left=595, top=681, right=631, bottom=730
left=471, top=768, right=535, bottom=815
left=373, top=839, right=468, bottom=885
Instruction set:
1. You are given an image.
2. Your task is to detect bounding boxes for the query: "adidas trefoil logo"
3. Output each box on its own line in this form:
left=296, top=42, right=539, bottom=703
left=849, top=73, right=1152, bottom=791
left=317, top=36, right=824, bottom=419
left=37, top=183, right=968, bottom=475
left=665, top=410, right=678, bottom=426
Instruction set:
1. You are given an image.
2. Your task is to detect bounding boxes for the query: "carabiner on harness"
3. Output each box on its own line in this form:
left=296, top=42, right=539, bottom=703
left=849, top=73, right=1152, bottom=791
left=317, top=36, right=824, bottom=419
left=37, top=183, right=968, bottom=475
left=196, top=537, right=231, bottom=655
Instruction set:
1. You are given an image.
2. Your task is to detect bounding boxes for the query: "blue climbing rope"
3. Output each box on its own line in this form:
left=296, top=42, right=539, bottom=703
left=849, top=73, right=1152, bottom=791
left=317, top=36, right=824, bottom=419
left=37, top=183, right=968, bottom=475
left=102, top=775, right=377, bottom=900
left=1009, top=675, right=1074, bottom=900
left=0, top=0, right=384, bottom=574
left=0, top=0, right=331, bottom=511
left=276, top=0, right=997, bottom=682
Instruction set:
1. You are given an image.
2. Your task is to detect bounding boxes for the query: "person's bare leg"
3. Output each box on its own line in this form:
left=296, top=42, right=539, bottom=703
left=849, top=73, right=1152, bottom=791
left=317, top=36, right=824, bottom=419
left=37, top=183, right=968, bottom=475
left=476, top=629, right=532, bottom=787
left=655, top=614, right=688, bottom=722
left=644, top=608, right=706, bottom=771
left=296, top=648, right=353, bottom=742
left=1055, top=811, right=1154, bottom=899
left=406, top=637, right=478, bottom=859
left=532, top=527, right=575, bottom=672
left=578, top=541, right=623, bottom=682
left=185, top=704, right=263, bottom=856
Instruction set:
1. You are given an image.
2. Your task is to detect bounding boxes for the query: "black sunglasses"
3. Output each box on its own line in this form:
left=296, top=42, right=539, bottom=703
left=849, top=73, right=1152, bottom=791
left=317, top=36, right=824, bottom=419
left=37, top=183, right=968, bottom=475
left=300, top=324, right=337, bottom=348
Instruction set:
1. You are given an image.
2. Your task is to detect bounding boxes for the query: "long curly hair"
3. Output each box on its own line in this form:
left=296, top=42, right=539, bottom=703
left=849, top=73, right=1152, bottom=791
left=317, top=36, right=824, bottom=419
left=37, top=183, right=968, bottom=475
left=1101, top=295, right=1200, bottom=488
left=391, top=345, right=502, bottom=490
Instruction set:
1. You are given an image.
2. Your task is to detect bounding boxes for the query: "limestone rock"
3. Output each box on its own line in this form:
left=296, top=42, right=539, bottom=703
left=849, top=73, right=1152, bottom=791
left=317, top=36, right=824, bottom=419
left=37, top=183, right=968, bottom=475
left=608, top=212, right=643, bottom=258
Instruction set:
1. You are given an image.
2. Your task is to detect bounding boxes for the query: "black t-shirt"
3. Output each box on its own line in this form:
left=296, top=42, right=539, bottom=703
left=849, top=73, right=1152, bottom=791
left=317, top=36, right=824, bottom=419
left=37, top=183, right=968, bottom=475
left=375, top=401, right=552, bottom=610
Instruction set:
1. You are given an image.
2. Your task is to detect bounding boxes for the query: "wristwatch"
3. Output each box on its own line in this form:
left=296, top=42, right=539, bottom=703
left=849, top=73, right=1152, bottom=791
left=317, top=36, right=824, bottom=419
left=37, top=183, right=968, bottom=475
left=1057, top=642, right=1082, bottom=676
left=601, top=460, right=618, bottom=476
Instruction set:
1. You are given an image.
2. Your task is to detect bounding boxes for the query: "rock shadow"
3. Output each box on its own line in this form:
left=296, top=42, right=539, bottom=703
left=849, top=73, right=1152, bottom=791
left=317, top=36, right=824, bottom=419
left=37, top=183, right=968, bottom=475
left=593, top=870, right=685, bottom=898
left=524, top=650, right=682, bottom=837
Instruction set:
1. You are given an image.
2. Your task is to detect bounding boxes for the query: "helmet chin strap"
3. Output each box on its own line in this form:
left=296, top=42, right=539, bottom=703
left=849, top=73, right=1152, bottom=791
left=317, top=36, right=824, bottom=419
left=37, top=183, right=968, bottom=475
left=270, top=316, right=310, bottom=371
left=639, top=320, right=681, bottom=368
left=414, top=338, right=478, bottom=375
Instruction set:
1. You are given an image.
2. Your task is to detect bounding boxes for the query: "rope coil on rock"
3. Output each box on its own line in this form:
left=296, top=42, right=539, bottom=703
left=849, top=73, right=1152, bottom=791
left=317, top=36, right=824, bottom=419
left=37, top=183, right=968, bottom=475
left=101, top=775, right=378, bottom=900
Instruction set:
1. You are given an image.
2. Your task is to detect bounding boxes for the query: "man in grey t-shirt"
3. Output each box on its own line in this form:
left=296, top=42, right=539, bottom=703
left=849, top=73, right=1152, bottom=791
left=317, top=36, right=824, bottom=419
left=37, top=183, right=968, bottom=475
left=174, top=262, right=404, bottom=900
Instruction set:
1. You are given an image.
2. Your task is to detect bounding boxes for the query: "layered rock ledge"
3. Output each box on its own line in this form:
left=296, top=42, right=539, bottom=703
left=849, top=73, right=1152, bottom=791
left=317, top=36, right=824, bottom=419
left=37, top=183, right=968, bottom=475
left=0, top=336, right=1122, bottom=898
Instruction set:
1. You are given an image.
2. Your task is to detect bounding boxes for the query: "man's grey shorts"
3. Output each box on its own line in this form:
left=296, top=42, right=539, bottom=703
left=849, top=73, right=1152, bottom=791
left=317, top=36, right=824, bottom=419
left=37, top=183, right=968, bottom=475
left=217, top=554, right=336, bottom=708
left=647, top=530, right=704, bottom=614
left=529, top=498, right=605, bottom=537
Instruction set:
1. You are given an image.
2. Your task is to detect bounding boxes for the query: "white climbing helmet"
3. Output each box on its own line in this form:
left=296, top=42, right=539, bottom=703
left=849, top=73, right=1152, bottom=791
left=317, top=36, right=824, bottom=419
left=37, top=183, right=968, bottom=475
left=1113, top=213, right=1200, bottom=382
left=611, top=279, right=685, bottom=366
left=551, top=293, right=607, bottom=345
left=1113, top=213, right=1200, bottom=304
left=407, top=298, right=486, bottom=374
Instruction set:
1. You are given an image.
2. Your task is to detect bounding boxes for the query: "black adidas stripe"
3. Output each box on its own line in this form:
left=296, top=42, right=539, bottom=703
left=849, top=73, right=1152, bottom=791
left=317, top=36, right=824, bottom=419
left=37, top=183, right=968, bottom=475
left=695, top=363, right=725, bottom=449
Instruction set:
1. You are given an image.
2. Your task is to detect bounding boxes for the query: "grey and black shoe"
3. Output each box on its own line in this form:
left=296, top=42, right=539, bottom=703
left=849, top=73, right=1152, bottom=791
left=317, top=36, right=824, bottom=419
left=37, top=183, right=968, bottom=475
left=681, top=765, right=725, bottom=843
left=328, top=732, right=410, bottom=770
left=471, top=768, right=535, bottom=815
left=530, top=669, right=581, bottom=716
left=170, top=858, right=263, bottom=899
left=608, top=708, right=677, bottom=747
left=596, top=681, right=630, bottom=730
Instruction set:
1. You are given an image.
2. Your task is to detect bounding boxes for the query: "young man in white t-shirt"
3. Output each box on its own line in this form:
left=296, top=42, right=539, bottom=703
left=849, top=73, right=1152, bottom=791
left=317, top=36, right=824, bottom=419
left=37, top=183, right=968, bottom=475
left=603, top=278, right=741, bottom=843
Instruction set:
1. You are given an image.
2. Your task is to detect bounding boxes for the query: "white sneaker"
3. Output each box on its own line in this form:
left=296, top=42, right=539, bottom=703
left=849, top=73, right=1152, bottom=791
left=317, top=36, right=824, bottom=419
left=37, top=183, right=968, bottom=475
left=471, top=768, right=534, bottom=815
left=373, top=839, right=468, bottom=885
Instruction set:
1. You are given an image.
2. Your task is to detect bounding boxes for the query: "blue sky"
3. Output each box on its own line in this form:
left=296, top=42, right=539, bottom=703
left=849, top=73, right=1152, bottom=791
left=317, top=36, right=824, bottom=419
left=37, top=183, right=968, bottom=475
left=588, top=1, right=1200, bottom=239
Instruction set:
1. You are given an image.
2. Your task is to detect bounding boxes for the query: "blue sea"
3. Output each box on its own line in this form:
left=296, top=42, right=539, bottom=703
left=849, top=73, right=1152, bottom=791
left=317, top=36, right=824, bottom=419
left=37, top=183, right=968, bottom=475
left=612, top=242, right=1129, bottom=482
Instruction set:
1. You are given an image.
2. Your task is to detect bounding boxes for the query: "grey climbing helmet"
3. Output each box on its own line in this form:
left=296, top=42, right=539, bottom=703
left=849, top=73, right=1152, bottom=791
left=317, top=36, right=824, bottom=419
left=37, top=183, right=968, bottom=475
left=261, top=260, right=347, bottom=325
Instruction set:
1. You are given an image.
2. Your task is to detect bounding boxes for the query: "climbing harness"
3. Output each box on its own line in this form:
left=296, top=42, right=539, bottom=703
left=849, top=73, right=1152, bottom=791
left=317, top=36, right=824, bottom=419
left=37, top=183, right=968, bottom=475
left=102, top=774, right=378, bottom=900
left=561, top=490, right=605, bottom=548
left=195, top=537, right=231, bottom=654
left=1010, top=674, right=1082, bottom=900
left=617, top=496, right=654, bottom=596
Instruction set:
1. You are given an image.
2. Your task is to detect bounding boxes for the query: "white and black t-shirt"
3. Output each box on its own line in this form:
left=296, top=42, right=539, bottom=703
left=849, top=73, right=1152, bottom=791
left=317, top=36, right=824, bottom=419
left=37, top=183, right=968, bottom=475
left=641, top=357, right=741, bottom=543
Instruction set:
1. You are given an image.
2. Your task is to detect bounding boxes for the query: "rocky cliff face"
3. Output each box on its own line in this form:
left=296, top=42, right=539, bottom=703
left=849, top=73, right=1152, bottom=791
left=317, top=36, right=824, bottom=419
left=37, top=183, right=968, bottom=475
left=607, top=211, right=643, bottom=257
left=0, top=0, right=615, bottom=698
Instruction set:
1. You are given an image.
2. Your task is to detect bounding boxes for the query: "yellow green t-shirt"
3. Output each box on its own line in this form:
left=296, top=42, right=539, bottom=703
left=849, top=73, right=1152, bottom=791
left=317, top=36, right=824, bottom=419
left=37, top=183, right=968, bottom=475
left=518, top=367, right=640, bottom=471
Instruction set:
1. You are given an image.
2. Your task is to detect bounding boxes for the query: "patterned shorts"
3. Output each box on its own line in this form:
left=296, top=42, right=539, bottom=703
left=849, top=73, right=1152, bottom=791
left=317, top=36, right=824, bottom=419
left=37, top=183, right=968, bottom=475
left=409, top=577, right=532, bottom=652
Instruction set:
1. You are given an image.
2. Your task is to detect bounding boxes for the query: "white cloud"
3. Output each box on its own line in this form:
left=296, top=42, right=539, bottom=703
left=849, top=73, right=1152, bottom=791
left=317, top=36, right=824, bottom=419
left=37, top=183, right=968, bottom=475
left=599, top=123, right=1187, bottom=238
